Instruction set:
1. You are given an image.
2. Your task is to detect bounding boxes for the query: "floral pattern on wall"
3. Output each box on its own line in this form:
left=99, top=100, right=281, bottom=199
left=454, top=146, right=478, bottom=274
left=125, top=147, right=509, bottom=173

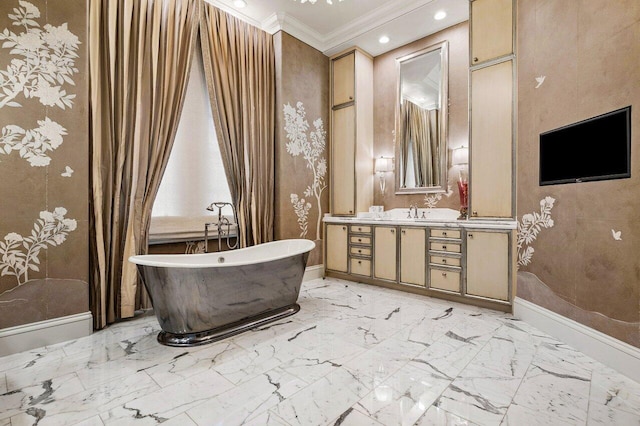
left=0, top=207, right=77, bottom=290
left=517, top=196, right=555, bottom=269
left=283, top=101, right=327, bottom=239
left=0, top=1, right=81, bottom=301
left=423, top=185, right=453, bottom=208
left=0, top=1, right=79, bottom=168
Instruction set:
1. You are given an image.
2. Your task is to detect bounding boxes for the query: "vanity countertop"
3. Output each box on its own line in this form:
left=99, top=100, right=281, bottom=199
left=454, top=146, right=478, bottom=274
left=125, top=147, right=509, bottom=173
left=323, top=208, right=517, bottom=230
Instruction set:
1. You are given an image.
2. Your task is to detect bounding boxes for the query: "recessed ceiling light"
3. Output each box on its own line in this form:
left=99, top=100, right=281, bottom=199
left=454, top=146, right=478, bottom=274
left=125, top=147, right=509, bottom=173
left=379, top=35, right=390, bottom=44
left=233, top=0, right=247, bottom=8
left=434, top=10, right=446, bottom=20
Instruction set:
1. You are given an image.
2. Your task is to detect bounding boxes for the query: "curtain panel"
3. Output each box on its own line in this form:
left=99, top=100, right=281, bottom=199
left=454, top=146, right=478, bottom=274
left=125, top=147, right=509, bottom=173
left=199, top=4, right=275, bottom=247
left=89, top=0, right=199, bottom=328
left=401, top=100, right=440, bottom=187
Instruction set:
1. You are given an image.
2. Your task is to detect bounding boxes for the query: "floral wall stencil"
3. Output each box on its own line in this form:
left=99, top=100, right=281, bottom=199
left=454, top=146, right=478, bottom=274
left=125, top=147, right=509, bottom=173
left=423, top=185, right=453, bottom=208
left=0, top=117, right=67, bottom=166
left=0, top=0, right=88, bottom=334
left=0, top=207, right=77, bottom=289
left=283, top=101, right=327, bottom=239
left=517, top=196, right=555, bottom=269
left=0, top=1, right=79, bottom=109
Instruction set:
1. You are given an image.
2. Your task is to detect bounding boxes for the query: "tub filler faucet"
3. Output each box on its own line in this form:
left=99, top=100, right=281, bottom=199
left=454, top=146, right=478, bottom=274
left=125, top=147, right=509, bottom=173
left=204, top=202, right=240, bottom=253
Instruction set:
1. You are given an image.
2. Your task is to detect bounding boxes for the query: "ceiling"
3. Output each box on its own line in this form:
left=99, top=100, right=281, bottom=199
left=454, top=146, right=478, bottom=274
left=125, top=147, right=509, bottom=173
left=206, top=0, right=469, bottom=57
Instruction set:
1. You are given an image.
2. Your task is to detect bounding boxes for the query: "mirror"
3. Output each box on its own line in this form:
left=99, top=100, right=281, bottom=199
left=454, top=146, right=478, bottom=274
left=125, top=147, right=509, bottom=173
left=395, top=41, right=448, bottom=194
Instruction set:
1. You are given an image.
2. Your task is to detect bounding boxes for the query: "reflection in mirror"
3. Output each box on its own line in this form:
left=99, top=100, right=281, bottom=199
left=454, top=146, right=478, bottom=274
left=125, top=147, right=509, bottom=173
left=395, top=41, right=448, bottom=194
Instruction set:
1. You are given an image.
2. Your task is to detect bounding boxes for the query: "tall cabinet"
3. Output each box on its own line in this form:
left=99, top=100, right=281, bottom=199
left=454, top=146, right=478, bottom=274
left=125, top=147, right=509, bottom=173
left=330, top=48, right=373, bottom=216
left=469, top=0, right=515, bottom=219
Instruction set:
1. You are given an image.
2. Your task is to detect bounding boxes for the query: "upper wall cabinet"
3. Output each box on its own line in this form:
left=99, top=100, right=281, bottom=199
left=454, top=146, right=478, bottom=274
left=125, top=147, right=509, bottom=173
left=330, top=48, right=373, bottom=216
left=470, top=0, right=513, bottom=65
left=332, top=53, right=355, bottom=107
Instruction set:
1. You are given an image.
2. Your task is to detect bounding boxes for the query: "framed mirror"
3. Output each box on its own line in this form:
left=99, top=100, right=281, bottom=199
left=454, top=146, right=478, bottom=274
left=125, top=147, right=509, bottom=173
left=395, top=41, right=449, bottom=194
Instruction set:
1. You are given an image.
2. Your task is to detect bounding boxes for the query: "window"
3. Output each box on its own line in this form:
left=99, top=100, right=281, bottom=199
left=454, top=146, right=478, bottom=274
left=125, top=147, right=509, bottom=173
left=150, top=50, right=232, bottom=242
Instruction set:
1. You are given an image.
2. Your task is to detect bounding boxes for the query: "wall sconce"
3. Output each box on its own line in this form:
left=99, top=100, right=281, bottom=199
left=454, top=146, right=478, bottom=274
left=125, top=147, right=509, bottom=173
left=452, top=146, right=469, bottom=219
left=374, top=156, right=394, bottom=194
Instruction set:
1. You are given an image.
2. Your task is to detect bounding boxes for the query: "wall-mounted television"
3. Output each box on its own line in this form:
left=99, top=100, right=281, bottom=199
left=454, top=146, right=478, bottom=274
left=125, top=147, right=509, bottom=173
left=539, top=106, right=631, bottom=186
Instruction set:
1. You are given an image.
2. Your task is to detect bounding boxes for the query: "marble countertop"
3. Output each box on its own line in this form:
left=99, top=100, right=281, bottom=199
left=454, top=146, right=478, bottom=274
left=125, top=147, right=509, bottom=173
left=323, top=208, right=517, bottom=230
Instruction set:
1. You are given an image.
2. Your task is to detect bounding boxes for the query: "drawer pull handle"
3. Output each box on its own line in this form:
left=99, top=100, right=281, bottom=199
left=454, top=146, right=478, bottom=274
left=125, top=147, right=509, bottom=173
left=468, top=234, right=474, bottom=239
left=442, top=272, right=447, bottom=277
left=473, top=57, right=479, bottom=63
left=342, top=226, right=346, bottom=230
left=358, top=249, right=362, bottom=253
left=358, top=227, right=362, bottom=231
left=391, top=229, right=395, bottom=234
left=402, top=230, right=406, bottom=234
left=358, top=260, right=362, bottom=264
left=442, top=232, right=447, bottom=236
left=358, top=238, right=362, bottom=242
left=442, top=259, right=447, bottom=264
left=442, top=245, right=447, bottom=250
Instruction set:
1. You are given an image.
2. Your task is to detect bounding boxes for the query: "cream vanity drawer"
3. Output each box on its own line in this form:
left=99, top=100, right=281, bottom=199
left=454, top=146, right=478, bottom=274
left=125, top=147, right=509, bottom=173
left=430, top=229, right=461, bottom=239
left=429, top=255, right=461, bottom=267
left=350, top=235, right=371, bottom=245
left=430, top=268, right=461, bottom=292
left=430, top=242, right=461, bottom=253
left=350, top=246, right=371, bottom=257
left=350, top=258, right=371, bottom=276
left=350, top=225, right=371, bottom=234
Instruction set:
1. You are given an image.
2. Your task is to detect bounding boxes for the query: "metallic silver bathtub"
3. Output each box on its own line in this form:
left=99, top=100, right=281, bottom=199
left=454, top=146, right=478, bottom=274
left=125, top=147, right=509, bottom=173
left=129, top=239, right=315, bottom=347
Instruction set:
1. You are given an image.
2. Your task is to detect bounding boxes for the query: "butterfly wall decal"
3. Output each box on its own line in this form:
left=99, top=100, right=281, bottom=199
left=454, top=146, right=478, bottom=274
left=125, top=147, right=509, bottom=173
left=61, top=166, right=74, bottom=177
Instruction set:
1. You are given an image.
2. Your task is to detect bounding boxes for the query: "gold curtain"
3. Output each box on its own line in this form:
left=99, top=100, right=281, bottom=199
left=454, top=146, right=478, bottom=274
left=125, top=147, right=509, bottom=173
left=89, top=0, right=199, bottom=329
left=199, top=4, right=275, bottom=247
left=401, top=100, right=440, bottom=187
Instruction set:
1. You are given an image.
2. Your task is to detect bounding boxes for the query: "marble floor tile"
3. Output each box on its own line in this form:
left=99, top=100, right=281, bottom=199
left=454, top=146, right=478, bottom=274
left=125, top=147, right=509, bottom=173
left=0, top=278, right=639, bottom=426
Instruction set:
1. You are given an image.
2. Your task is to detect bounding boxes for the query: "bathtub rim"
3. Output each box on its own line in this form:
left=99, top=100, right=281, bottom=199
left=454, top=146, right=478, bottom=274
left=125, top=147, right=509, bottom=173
left=128, top=238, right=315, bottom=268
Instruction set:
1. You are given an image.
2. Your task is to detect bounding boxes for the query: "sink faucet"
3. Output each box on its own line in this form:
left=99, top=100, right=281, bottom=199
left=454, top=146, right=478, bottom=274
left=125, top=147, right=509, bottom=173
left=409, top=204, right=418, bottom=219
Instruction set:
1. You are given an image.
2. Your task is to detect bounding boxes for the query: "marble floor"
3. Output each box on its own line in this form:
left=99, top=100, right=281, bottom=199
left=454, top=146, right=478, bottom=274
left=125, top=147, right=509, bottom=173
left=1, top=278, right=640, bottom=426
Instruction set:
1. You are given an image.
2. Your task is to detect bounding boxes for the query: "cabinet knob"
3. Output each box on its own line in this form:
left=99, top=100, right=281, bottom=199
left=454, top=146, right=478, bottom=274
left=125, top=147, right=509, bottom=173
left=402, top=230, right=406, bottom=234
left=472, top=211, right=478, bottom=216
left=442, top=232, right=447, bottom=236
left=442, top=259, right=447, bottom=264
left=391, top=229, right=395, bottom=234
left=342, top=226, right=346, bottom=230
left=349, top=96, right=353, bottom=100
left=468, top=233, right=474, bottom=239
left=349, top=210, right=353, bottom=214
left=442, top=272, right=447, bottom=277
left=442, top=245, right=447, bottom=250
left=473, top=57, right=479, bottom=63
left=358, top=249, right=362, bottom=253
left=358, top=260, right=362, bottom=264
left=358, top=238, right=361, bottom=242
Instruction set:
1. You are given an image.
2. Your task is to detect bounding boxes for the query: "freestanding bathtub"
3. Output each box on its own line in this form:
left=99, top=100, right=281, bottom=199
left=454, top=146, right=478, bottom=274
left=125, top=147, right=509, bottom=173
left=129, top=239, right=315, bottom=347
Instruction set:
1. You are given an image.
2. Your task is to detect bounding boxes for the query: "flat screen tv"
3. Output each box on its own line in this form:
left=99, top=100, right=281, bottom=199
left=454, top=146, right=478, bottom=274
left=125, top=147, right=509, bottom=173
left=539, top=106, right=631, bottom=186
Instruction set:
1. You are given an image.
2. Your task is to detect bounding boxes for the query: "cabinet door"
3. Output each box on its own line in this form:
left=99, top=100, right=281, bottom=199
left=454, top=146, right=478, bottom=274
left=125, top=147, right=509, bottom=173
left=374, top=227, right=397, bottom=281
left=332, top=52, right=355, bottom=106
left=331, top=105, right=356, bottom=215
left=466, top=230, right=510, bottom=301
left=400, top=228, right=425, bottom=286
left=471, top=0, right=513, bottom=65
left=325, top=224, right=348, bottom=273
left=470, top=60, right=513, bottom=218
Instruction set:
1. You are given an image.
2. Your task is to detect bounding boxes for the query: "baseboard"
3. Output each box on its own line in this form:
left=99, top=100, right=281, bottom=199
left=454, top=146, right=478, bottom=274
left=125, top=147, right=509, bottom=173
left=303, top=264, right=324, bottom=282
left=514, top=297, right=640, bottom=383
left=0, top=312, right=93, bottom=357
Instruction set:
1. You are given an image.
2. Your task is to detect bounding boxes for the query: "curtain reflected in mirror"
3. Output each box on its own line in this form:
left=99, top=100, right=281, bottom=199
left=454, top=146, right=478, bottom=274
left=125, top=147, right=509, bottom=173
left=395, top=41, right=448, bottom=194
left=400, top=101, right=439, bottom=187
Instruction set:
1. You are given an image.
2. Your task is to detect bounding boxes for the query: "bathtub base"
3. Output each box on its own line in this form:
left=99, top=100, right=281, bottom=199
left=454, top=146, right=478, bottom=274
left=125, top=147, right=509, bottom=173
left=156, top=303, right=301, bottom=347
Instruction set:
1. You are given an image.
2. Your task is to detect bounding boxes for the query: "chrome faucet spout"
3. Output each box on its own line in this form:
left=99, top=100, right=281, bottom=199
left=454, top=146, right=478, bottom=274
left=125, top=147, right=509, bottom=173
left=409, top=204, right=418, bottom=219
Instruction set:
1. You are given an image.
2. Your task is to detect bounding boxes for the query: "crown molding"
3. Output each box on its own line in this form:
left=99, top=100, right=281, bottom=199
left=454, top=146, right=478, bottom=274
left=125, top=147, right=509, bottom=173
left=262, top=12, right=326, bottom=53
left=205, top=0, right=263, bottom=28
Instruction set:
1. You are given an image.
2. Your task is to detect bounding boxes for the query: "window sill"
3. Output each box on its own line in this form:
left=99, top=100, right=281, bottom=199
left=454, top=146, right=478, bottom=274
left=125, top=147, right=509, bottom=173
left=149, top=216, right=237, bottom=245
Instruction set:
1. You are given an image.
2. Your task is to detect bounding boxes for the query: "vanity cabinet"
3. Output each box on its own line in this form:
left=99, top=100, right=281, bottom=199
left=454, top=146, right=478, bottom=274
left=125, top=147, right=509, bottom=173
left=399, top=227, right=426, bottom=286
left=469, top=60, right=513, bottom=218
left=324, top=218, right=515, bottom=312
left=329, top=48, right=373, bottom=216
left=374, top=226, right=397, bottom=281
left=465, top=229, right=511, bottom=301
left=470, top=0, right=513, bottom=65
left=325, top=224, right=348, bottom=273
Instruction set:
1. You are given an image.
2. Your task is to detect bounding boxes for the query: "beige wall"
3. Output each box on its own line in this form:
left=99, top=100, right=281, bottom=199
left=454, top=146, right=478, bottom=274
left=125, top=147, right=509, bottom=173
left=373, top=22, right=469, bottom=210
left=274, top=31, right=330, bottom=266
left=516, top=0, right=640, bottom=347
left=0, top=0, right=89, bottom=329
